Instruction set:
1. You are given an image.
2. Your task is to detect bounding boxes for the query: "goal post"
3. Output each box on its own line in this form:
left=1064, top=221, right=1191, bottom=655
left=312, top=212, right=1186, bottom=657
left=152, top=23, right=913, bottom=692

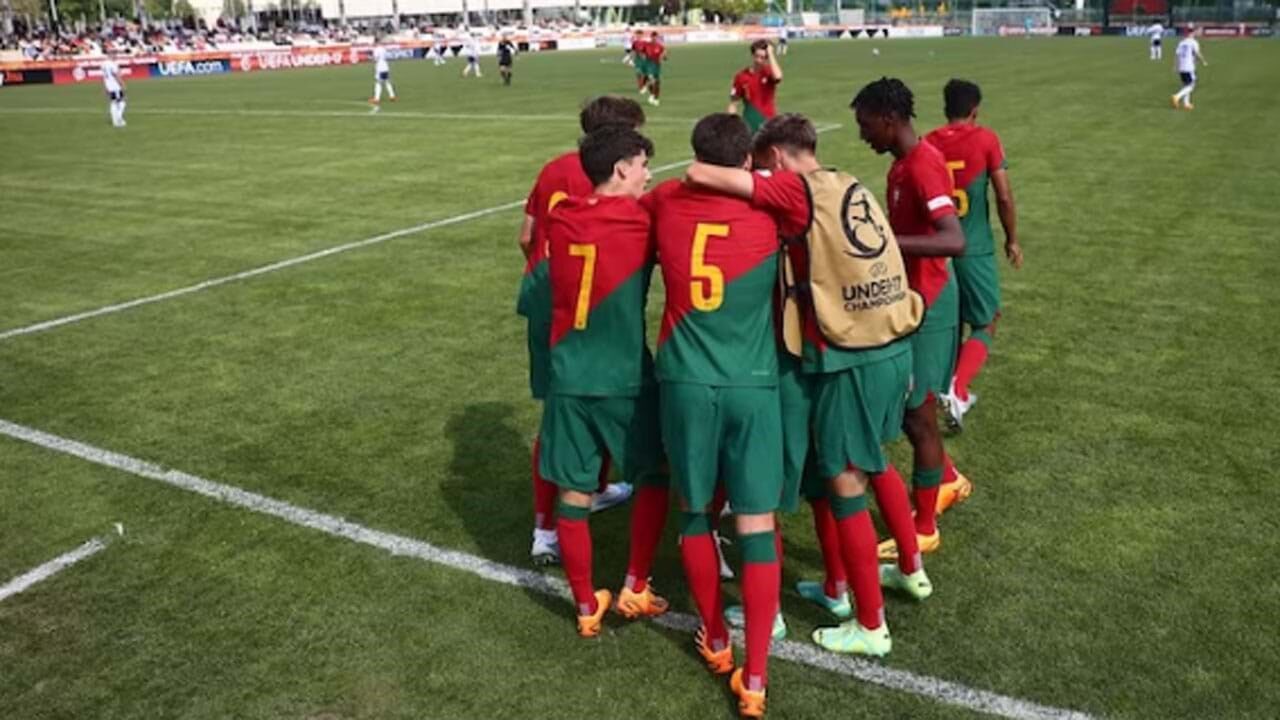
left=971, top=7, right=1055, bottom=36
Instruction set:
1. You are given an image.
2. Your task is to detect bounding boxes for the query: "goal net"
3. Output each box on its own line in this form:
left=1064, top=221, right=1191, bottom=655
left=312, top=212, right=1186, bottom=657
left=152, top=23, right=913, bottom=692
left=971, top=8, right=1056, bottom=36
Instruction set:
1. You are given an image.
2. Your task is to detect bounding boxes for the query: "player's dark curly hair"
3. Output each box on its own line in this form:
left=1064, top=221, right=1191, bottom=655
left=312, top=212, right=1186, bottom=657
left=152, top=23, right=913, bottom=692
left=579, top=125, right=654, bottom=187
left=579, top=96, right=646, bottom=135
left=750, top=39, right=770, bottom=54
left=850, top=77, right=916, bottom=120
left=944, top=79, right=982, bottom=120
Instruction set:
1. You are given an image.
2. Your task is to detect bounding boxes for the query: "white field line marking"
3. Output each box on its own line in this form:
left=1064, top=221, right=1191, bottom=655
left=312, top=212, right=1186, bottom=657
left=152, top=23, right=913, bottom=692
left=0, top=417, right=1092, bottom=720
left=0, top=107, right=701, bottom=125
left=0, top=124, right=841, bottom=344
left=0, top=200, right=522, bottom=342
left=0, top=535, right=112, bottom=602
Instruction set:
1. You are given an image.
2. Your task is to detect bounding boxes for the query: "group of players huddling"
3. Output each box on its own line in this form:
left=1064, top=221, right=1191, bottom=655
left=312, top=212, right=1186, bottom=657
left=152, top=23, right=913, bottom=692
left=515, top=39, right=1023, bottom=719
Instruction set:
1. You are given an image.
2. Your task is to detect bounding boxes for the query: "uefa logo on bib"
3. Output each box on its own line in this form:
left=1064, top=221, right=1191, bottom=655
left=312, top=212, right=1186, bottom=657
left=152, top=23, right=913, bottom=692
left=840, top=184, right=890, bottom=260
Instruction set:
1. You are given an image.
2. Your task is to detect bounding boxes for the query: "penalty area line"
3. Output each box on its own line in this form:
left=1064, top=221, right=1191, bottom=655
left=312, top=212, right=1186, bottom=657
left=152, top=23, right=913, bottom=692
left=0, top=417, right=1091, bottom=720
left=0, top=526, right=123, bottom=603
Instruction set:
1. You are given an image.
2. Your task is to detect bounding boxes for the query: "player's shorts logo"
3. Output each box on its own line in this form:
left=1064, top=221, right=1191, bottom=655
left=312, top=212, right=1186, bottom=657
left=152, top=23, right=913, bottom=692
left=840, top=183, right=889, bottom=260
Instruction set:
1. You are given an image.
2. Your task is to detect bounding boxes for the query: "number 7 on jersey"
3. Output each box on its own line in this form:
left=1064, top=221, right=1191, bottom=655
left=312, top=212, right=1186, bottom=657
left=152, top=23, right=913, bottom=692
left=568, top=243, right=597, bottom=330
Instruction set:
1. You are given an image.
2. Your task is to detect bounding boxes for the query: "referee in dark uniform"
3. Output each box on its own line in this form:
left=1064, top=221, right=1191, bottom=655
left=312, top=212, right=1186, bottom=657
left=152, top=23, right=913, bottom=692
left=498, top=38, right=516, bottom=86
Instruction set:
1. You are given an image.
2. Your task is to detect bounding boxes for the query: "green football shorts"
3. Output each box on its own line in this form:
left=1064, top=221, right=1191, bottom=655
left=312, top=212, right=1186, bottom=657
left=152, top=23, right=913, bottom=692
left=811, top=347, right=912, bottom=481
left=538, top=387, right=665, bottom=494
left=907, top=325, right=959, bottom=410
left=954, top=253, right=1002, bottom=328
left=778, top=353, right=815, bottom=512
left=661, top=382, right=783, bottom=516
left=909, top=271, right=960, bottom=409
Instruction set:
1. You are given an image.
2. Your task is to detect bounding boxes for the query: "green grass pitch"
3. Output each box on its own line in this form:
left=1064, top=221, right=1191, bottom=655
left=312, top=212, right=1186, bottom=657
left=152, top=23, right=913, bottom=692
left=2, top=36, right=1279, bottom=719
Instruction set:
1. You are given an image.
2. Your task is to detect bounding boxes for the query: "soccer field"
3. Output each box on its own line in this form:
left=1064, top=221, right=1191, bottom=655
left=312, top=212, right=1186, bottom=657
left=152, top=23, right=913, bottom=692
left=2, top=36, right=1280, bottom=719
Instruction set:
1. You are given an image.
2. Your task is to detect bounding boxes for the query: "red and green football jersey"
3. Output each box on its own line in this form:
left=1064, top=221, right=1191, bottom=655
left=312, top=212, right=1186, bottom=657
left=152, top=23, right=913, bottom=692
left=751, top=169, right=907, bottom=374
left=646, top=179, right=780, bottom=386
left=516, top=151, right=594, bottom=321
left=730, top=67, right=780, bottom=134
left=924, top=122, right=1007, bottom=257
left=644, top=39, right=665, bottom=65
left=887, top=140, right=957, bottom=307
left=546, top=194, right=656, bottom=397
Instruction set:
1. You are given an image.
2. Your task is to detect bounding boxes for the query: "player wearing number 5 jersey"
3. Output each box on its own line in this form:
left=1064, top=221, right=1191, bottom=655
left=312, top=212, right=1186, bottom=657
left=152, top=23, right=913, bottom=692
left=688, top=113, right=930, bottom=663
left=926, top=79, right=1022, bottom=431
left=540, top=125, right=671, bottom=638
left=646, top=113, right=782, bottom=718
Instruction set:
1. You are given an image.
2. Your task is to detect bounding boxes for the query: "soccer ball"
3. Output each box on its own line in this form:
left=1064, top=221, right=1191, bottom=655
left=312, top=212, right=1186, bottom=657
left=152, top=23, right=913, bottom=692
left=872, top=48, right=880, bottom=56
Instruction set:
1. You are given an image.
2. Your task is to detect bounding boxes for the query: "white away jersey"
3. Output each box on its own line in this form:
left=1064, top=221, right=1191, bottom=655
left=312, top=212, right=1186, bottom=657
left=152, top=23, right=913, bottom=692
left=101, top=60, right=122, bottom=92
left=464, top=39, right=479, bottom=58
left=1176, top=38, right=1200, bottom=73
left=373, top=46, right=390, bottom=74
left=1148, top=24, right=1164, bottom=41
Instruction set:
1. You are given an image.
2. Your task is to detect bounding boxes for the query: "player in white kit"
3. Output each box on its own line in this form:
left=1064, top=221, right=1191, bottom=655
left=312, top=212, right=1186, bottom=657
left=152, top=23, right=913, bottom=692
left=1171, top=26, right=1207, bottom=111
left=1148, top=22, right=1164, bottom=60
left=622, top=27, right=634, bottom=65
left=369, top=43, right=397, bottom=105
left=101, top=57, right=126, bottom=128
left=461, top=36, right=482, bottom=78
left=431, top=33, right=447, bottom=66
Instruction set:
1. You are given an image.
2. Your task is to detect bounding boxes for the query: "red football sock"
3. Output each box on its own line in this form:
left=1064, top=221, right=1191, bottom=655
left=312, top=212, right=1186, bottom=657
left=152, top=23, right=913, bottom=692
left=834, top=502, right=883, bottom=630
left=596, top=453, right=613, bottom=494
left=942, top=453, right=959, bottom=484
left=810, top=497, right=848, bottom=598
left=740, top=531, right=780, bottom=691
left=557, top=513, right=596, bottom=615
left=679, top=527, right=728, bottom=647
left=624, top=486, right=669, bottom=593
left=911, top=464, right=945, bottom=537
left=913, top=485, right=941, bottom=536
left=532, top=438, right=556, bottom=530
left=953, top=337, right=990, bottom=402
left=871, top=465, right=921, bottom=574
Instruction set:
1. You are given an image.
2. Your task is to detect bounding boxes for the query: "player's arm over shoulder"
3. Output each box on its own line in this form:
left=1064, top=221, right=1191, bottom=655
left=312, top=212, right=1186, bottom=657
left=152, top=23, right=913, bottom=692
left=749, top=169, right=809, bottom=234
left=686, top=162, right=755, bottom=200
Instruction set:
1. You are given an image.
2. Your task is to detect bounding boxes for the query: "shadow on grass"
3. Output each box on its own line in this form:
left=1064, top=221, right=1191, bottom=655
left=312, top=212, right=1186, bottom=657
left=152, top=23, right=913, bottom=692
left=440, top=401, right=572, bottom=620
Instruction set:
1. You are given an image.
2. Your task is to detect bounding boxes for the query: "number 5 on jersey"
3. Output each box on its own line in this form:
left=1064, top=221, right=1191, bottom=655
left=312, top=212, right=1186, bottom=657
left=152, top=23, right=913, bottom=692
left=945, top=161, right=970, bottom=218
left=691, top=223, right=728, bottom=312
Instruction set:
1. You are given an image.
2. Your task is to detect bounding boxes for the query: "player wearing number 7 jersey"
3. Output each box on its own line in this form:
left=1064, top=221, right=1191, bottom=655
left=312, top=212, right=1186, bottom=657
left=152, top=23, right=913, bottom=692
left=540, top=125, right=671, bottom=638
left=926, top=79, right=1022, bottom=433
left=645, top=113, right=783, bottom=718
left=518, top=97, right=647, bottom=567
